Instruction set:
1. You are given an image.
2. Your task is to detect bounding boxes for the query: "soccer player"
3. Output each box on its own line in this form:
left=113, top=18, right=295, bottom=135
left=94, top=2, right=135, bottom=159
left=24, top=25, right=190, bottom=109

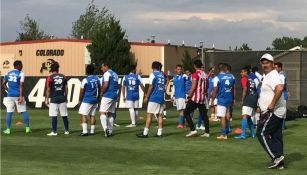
left=136, top=61, right=165, bottom=138
left=256, top=53, right=285, bottom=169
left=45, top=62, right=69, bottom=136
left=208, top=67, right=218, bottom=122
left=184, top=60, right=210, bottom=137
left=2, top=60, right=31, bottom=134
left=234, top=67, right=258, bottom=139
left=99, top=63, right=119, bottom=137
left=157, top=62, right=169, bottom=120
left=122, top=65, right=145, bottom=127
left=252, top=66, right=263, bottom=82
left=211, top=63, right=235, bottom=140
left=78, top=64, right=101, bottom=136
left=171, top=64, right=187, bottom=128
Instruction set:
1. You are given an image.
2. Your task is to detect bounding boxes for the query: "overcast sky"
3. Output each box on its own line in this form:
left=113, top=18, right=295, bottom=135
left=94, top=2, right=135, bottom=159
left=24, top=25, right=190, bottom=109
left=1, top=0, right=307, bottom=49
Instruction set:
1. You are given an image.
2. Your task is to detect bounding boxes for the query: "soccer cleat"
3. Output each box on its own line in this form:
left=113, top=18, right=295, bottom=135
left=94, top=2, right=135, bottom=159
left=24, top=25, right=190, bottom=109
left=196, top=125, right=206, bottom=130
left=126, top=124, right=136, bottom=128
left=25, top=127, right=32, bottom=134
left=3, top=128, right=11, bottom=135
left=113, top=123, right=120, bottom=127
left=216, top=135, right=228, bottom=140
left=200, top=133, right=210, bottom=138
left=47, top=132, right=58, bottom=136
left=89, top=132, right=95, bottom=135
left=136, top=132, right=148, bottom=138
left=268, top=156, right=285, bottom=169
left=186, top=130, right=198, bottom=137
left=64, top=131, right=70, bottom=135
left=163, top=116, right=167, bottom=120
left=234, top=135, right=246, bottom=139
left=79, top=132, right=89, bottom=136
left=177, top=124, right=185, bottom=129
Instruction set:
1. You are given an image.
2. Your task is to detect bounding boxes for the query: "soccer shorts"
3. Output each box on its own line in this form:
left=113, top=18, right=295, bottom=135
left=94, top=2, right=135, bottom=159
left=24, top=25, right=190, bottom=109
left=175, top=98, right=186, bottom=110
left=4, top=97, right=26, bottom=113
left=126, top=100, right=139, bottom=109
left=242, top=106, right=254, bottom=116
left=49, top=102, right=68, bottom=116
left=79, top=103, right=98, bottom=116
left=147, top=102, right=163, bottom=115
left=216, top=105, right=228, bottom=118
left=99, top=97, right=116, bottom=113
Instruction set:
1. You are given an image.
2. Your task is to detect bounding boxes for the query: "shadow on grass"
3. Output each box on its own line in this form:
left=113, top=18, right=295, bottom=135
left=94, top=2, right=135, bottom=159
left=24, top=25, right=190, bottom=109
left=286, top=152, right=305, bottom=166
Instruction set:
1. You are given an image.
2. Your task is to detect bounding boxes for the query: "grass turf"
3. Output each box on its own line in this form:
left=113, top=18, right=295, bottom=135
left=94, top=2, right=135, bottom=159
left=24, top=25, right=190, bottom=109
left=1, top=108, right=307, bottom=175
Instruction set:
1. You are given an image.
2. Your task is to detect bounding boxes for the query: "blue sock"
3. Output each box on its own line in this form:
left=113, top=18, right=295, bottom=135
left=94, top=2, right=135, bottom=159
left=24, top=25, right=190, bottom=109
left=226, top=121, right=231, bottom=133
left=21, top=112, right=30, bottom=127
left=221, top=128, right=227, bottom=135
left=6, top=112, right=13, bottom=129
left=247, top=117, right=254, bottom=137
left=51, top=117, right=57, bottom=133
left=180, top=116, right=185, bottom=124
left=62, top=116, right=69, bottom=131
left=241, top=118, right=247, bottom=137
left=197, top=114, right=202, bottom=128
left=112, top=112, right=117, bottom=122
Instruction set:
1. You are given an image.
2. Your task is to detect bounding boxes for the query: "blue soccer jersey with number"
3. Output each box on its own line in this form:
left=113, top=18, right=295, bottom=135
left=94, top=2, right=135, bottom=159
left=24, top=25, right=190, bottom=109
left=149, top=71, right=165, bottom=104
left=81, top=75, right=100, bottom=104
left=4, top=69, right=24, bottom=97
left=185, top=74, right=192, bottom=95
left=213, top=73, right=235, bottom=107
left=102, top=70, right=118, bottom=100
left=173, top=74, right=186, bottom=99
left=123, top=73, right=142, bottom=101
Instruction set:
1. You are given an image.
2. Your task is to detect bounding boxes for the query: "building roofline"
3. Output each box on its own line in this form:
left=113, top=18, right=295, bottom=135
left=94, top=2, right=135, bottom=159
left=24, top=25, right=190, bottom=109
left=0, top=38, right=91, bottom=46
left=130, top=42, right=166, bottom=46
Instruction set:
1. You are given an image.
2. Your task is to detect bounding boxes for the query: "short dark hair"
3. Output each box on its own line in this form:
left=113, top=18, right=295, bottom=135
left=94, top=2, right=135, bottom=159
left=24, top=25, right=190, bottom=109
left=50, top=62, right=60, bottom=72
left=102, top=61, right=111, bottom=68
left=130, top=64, right=137, bottom=72
left=13, top=60, right=22, bottom=67
left=242, top=66, right=250, bottom=74
left=176, top=64, right=182, bottom=68
left=217, top=63, right=226, bottom=72
left=274, top=62, right=283, bottom=68
left=252, top=66, right=259, bottom=73
left=157, top=62, right=162, bottom=70
left=225, top=63, right=232, bottom=71
left=86, top=64, right=95, bottom=75
left=193, top=59, right=203, bottom=68
left=152, top=61, right=161, bottom=70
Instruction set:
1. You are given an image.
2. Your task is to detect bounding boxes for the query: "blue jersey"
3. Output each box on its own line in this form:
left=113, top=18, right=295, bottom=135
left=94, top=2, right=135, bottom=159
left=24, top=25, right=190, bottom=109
left=185, top=74, right=192, bottom=95
left=208, top=76, right=214, bottom=98
left=81, top=75, right=100, bottom=104
left=4, top=69, right=24, bottom=97
left=250, top=72, right=260, bottom=95
left=173, top=74, right=186, bottom=99
left=149, top=71, right=165, bottom=104
left=123, top=73, right=142, bottom=101
left=102, top=70, right=118, bottom=100
left=213, top=73, right=235, bottom=107
left=279, top=71, right=288, bottom=101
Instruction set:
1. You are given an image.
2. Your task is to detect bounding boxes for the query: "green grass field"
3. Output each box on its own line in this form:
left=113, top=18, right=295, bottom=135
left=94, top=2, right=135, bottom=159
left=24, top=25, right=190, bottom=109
left=1, top=108, right=307, bottom=175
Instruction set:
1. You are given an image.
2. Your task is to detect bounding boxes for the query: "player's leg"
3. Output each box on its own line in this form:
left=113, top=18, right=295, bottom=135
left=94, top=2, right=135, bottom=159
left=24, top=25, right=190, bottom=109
left=3, top=97, right=17, bottom=134
left=225, top=107, right=232, bottom=134
left=99, top=97, right=112, bottom=136
left=137, top=102, right=157, bottom=138
left=157, top=113, right=163, bottom=137
left=112, top=109, right=120, bottom=127
left=163, top=103, right=167, bottom=119
left=78, top=103, right=90, bottom=136
left=16, top=97, right=31, bottom=133
left=216, top=105, right=228, bottom=139
left=60, top=102, right=69, bottom=135
left=105, top=100, right=116, bottom=137
left=235, top=106, right=249, bottom=139
left=184, top=100, right=198, bottom=137
left=126, top=100, right=136, bottom=127
left=176, top=98, right=186, bottom=128
left=89, top=104, right=97, bottom=135
left=198, top=104, right=210, bottom=137
left=47, top=103, right=58, bottom=136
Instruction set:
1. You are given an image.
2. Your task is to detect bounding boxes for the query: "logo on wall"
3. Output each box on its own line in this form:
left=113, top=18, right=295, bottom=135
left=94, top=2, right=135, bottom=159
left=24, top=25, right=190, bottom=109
left=2, top=60, right=10, bottom=69
left=40, top=59, right=56, bottom=73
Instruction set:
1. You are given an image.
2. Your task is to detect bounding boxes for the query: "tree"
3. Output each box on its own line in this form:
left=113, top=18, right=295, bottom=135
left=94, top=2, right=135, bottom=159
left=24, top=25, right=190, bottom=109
left=182, top=50, right=194, bottom=72
left=16, top=15, right=51, bottom=41
left=272, top=36, right=303, bottom=50
left=239, top=43, right=252, bottom=51
left=87, top=16, right=133, bottom=74
left=70, top=0, right=110, bottom=39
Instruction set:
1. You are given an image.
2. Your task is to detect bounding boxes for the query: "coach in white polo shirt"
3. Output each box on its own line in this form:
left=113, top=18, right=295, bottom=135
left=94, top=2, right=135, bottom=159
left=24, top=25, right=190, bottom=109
left=256, top=53, right=286, bottom=169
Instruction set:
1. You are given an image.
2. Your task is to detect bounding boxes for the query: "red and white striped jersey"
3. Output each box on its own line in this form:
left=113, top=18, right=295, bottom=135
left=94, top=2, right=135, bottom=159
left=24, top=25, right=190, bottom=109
left=191, top=70, right=207, bottom=104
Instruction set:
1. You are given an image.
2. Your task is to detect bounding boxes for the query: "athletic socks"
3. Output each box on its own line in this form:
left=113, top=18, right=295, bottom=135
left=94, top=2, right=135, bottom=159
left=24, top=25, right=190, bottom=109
left=112, top=111, right=117, bottom=122
left=5, top=112, right=13, bottom=129
left=221, top=128, right=227, bottom=136
left=129, top=108, right=136, bottom=125
left=81, top=123, right=88, bottom=133
left=100, top=114, right=107, bottom=132
left=179, top=115, right=185, bottom=125
left=107, top=117, right=114, bottom=134
left=247, top=117, right=255, bottom=137
left=241, top=118, right=247, bottom=137
left=62, top=116, right=69, bottom=132
left=51, top=116, right=57, bottom=133
left=90, top=125, right=95, bottom=134
left=163, top=110, right=167, bottom=117
left=135, top=110, right=139, bottom=123
left=143, top=128, right=149, bottom=135
left=21, top=112, right=30, bottom=127
left=226, top=121, right=231, bottom=133
left=157, top=128, right=163, bottom=136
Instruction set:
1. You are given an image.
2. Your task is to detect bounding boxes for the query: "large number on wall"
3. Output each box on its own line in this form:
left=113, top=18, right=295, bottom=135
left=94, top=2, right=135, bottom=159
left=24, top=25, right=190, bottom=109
left=67, top=78, right=81, bottom=108
left=28, top=79, right=46, bottom=108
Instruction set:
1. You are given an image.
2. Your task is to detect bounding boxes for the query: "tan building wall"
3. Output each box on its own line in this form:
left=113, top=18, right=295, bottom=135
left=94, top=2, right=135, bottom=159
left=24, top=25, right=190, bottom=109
left=0, top=39, right=90, bottom=76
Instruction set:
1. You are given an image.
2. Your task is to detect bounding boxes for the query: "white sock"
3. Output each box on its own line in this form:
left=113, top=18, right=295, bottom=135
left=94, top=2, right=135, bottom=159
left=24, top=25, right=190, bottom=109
left=90, top=125, right=95, bottom=134
left=135, top=110, right=139, bottom=123
left=107, top=117, right=114, bottom=134
left=255, top=112, right=260, bottom=125
left=163, top=111, right=167, bottom=116
left=100, top=114, right=107, bottom=132
left=81, top=123, right=88, bottom=133
left=129, top=108, right=136, bottom=125
left=143, top=128, right=149, bottom=135
left=157, top=128, right=163, bottom=136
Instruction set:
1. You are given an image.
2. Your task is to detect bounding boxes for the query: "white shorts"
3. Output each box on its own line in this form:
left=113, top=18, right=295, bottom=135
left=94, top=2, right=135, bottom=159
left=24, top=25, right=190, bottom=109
left=216, top=105, right=228, bottom=117
left=49, top=103, right=68, bottom=117
left=99, top=97, right=116, bottom=113
left=209, top=98, right=217, bottom=106
left=79, top=103, right=98, bottom=116
left=175, top=98, right=186, bottom=110
left=147, top=102, right=163, bottom=115
left=242, top=106, right=254, bottom=116
left=4, top=97, right=26, bottom=113
left=126, top=100, right=139, bottom=109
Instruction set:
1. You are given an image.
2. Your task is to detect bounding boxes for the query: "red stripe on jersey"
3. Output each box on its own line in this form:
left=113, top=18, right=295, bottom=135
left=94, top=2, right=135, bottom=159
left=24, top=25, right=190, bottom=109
left=192, top=70, right=207, bottom=104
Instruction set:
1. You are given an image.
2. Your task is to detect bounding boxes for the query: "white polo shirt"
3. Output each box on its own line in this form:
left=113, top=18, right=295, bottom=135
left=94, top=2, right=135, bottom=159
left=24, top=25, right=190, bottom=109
left=258, top=69, right=286, bottom=118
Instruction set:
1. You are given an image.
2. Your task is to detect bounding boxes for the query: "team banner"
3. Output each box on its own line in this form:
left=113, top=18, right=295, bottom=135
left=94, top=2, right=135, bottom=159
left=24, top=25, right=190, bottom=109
left=0, top=76, right=174, bottom=109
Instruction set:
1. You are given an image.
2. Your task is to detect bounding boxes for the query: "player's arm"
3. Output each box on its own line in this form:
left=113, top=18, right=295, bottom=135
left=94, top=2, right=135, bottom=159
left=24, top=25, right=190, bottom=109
left=210, top=77, right=218, bottom=106
left=101, top=81, right=109, bottom=96
left=241, top=86, right=247, bottom=105
left=268, top=84, right=283, bottom=111
left=64, top=77, right=68, bottom=102
left=45, top=77, right=51, bottom=106
left=144, top=84, right=153, bottom=103
left=137, top=74, right=146, bottom=93
left=79, top=79, right=85, bottom=105
left=18, top=73, right=25, bottom=104
left=1, top=79, right=8, bottom=91
left=121, top=85, right=126, bottom=101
